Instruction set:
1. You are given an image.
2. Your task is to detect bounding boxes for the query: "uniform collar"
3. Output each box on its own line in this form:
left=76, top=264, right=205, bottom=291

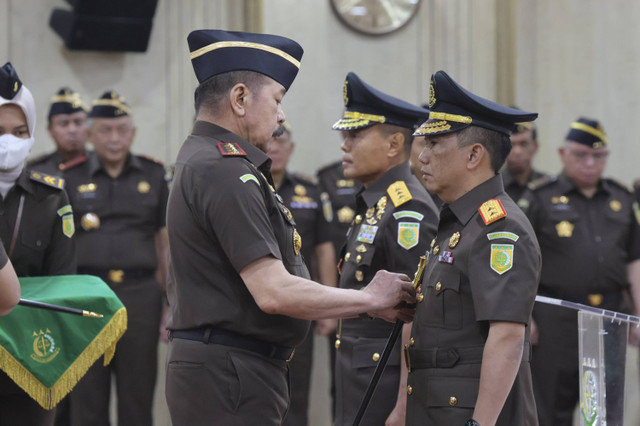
left=14, top=168, right=35, bottom=195
left=358, top=162, right=413, bottom=208
left=87, top=151, right=139, bottom=177
left=191, top=120, right=272, bottom=171
left=447, top=174, right=504, bottom=225
left=557, top=171, right=608, bottom=196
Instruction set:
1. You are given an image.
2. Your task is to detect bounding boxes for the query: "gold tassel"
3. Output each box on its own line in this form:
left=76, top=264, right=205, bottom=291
left=0, top=307, right=127, bottom=409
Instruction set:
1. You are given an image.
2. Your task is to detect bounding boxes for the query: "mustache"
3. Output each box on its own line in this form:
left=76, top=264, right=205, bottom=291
left=272, top=125, right=286, bottom=138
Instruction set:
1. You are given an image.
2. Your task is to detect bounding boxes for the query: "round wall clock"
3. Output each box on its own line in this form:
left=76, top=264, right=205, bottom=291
left=330, top=0, right=422, bottom=36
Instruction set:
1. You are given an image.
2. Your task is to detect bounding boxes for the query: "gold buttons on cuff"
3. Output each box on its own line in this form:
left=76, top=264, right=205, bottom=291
left=449, top=396, right=458, bottom=406
left=407, top=385, right=413, bottom=395
left=409, top=337, right=415, bottom=346
left=417, top=293, right=424, bottom=302
left=435, top=282, right=442, bottom=291
left=372, top=353, right=380, bottom=362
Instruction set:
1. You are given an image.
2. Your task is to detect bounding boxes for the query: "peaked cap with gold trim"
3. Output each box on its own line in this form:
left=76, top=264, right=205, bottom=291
left=89, top=90, right=131, bottom=118
left=188, top=29, right=303, bottom=91
left=48, top=87, right=88, bottom=120
left=414, top=70, right=537, bottom=137
left=565, top=117, right=607, bottom=148
left=333, top=72, right=428, bottom=131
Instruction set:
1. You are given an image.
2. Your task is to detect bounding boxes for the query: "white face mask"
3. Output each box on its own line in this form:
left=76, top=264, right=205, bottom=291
left=0, top=134, right=34, bottom=171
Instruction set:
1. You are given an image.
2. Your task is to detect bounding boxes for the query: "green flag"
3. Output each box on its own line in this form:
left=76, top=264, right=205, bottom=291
left=0, top=275, right=127, bottom=409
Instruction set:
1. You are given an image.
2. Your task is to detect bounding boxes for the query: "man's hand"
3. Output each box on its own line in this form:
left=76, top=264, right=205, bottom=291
left=629, top=324, right=640, bottom=346
left=361, top=270, right=415, bottom=322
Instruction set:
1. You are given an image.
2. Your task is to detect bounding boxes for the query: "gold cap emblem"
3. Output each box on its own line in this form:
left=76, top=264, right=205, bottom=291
left=428, top=80, right=436, bottom=108
left=343, top=80, right=349, bottom=106
left=81, top=213, right=101, bottom=231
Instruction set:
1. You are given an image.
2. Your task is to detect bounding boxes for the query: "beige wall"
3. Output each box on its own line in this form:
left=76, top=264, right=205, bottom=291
left=5, top=0, right=638, bottom=185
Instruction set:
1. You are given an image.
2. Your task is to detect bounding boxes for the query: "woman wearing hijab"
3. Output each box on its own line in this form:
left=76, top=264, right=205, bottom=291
left=0, top=62, right=76, bottom=425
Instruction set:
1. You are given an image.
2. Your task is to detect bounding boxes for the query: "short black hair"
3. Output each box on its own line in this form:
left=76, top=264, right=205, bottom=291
left=194, top=70, right=269, bottom=115
left=456, top=126, right=510, bottom=173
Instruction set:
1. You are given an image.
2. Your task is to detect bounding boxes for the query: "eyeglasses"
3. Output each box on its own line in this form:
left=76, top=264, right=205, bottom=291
left=568, top=149, right=609, bottom=162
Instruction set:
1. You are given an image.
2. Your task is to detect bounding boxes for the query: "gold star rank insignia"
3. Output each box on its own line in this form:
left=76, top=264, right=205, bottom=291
left=478, top=199, right=507, bottom=225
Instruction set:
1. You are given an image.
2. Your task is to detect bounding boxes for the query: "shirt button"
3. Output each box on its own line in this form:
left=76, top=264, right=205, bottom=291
left=409, top=337, right=415, bottom=346
left=407, top=385, right=413, bottom=395
left=435, top=282, right=442, bottom=291
left=372, top=353, right=380, bottom=362
left=417, top=293, right=424, bottom=302
left=449, top=396, right=458, bottom=406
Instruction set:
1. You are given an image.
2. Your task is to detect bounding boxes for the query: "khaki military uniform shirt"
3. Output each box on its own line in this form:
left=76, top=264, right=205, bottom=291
left=166, top=120, right=310, bottom=347
left=335, top=162, right=438, bottom=426
left=406, top=175, right=540, bottom=426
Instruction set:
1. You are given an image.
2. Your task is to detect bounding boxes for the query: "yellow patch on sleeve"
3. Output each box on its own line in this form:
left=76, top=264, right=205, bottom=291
left=387, top=181, right=413, bottom=207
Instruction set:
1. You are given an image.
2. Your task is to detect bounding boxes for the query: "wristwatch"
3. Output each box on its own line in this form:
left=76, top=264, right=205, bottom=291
left=465, top=420, right=480, bottom=426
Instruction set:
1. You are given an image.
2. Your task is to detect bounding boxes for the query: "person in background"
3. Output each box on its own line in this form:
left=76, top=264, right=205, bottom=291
left=520, top=117, right=640, bottom=426
left=0, top=62, right=76, bottom=425
left=501, top=118, right=546, bottom=202
left=331, top=71, right=438, bottom=426
left=28, top=87, right=89, bottom=175
left=64, top=91, right=168, bottom=426
left=267, top=122, right=337, bottom=426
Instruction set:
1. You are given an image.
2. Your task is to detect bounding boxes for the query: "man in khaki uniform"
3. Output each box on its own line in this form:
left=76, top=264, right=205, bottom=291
left=389, top=70, right=541, bottom=426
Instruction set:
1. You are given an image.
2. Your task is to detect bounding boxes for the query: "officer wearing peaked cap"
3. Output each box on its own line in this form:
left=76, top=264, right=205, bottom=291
left=520, top=117, right=640, bottom=426
left=64, top=90, right=168, bottom=426
left=164, top=30, right=417, bottom=425
left=331, top=72, right=438, bottom=426
left=0, top=63, right=76, bottom=426
left=27, top=87, right=89, bottom=176
left=391, top=70, right=541, bottom=426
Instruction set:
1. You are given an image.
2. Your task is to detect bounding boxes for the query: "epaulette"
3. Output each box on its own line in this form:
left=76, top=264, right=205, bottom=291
left=30, top=170, right=64, bottom=190
left=527, top=175, right=556, bottom=191
left=478, top=199, right=507, bottom=225
left=58, top=155, right=87, bottom=171
left=139, top=154, right=165, bottom=165
left=605, top=177, right=633, bottom=193
left=293, top=172, right=318, bottom=185
left=387, top=180, right=413, bottom=207
left=217, top=142, right=246, bottom=157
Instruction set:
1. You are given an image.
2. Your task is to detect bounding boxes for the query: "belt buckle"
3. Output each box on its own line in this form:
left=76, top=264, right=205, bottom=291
left=108, top=269, right=124, bottom=283
left=404, top=344, right=411, bottom=372
left=287, top=348, right=296, bottom=362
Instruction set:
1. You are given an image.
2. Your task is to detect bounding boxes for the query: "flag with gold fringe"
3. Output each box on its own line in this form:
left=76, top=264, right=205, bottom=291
left=0, top=275, right=127, bottom=409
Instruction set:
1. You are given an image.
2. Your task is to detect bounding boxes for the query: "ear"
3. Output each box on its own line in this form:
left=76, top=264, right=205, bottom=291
left=386, top=131, right=405, bottom=158
left=466, top=143, right=486, bottom=170
left=229, top=83, right=249, bottom=117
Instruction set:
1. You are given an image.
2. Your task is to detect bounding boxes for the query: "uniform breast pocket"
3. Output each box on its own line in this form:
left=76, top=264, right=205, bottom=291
left=422, top=270, right=462, bottom=329
left=19, top=220, right=51, bottom=263
left=426, top=376, right=478, bottom=411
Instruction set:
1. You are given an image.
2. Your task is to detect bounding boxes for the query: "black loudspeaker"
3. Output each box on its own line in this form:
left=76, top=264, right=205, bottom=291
left=49, top=0, right=159, bottom=52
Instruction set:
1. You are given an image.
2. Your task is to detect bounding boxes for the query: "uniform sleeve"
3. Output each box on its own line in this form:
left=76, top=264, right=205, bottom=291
left=626, top=197, right=640, bottom=261
left=314, top=188, right=332, bottom=245
left=189, top=158, right=282, bottom=273
left=42, top=189, right=77, bottom=275
left=157, top=168, right=170, bottom=228
left=469, top=216, right=540, bottom=324
left=384, top=199, right=437, bottom=277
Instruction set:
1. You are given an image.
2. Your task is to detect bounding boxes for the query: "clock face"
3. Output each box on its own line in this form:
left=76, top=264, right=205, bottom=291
left=330, top=0, right=422, bottom=35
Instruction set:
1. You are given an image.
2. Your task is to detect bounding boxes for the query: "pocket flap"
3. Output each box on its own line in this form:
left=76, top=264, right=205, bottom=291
left=426, top=376, right=479, bottom=408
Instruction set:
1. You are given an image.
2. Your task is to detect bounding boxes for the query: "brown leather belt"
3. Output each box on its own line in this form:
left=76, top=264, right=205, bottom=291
left=405, top=343, right=531, bottom=372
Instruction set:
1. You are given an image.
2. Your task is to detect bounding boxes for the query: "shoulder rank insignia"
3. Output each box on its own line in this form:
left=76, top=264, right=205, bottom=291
left=478, top=199, right=507, bottom=225
left=30, top=171, right=64, bottom=189
left=218, top=142, right=246, bottom=156
left=387, top=181, right=412, bottom=207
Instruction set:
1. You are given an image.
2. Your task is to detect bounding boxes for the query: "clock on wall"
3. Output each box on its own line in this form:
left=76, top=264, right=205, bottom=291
left=330, top=0, right=422, bottom=36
